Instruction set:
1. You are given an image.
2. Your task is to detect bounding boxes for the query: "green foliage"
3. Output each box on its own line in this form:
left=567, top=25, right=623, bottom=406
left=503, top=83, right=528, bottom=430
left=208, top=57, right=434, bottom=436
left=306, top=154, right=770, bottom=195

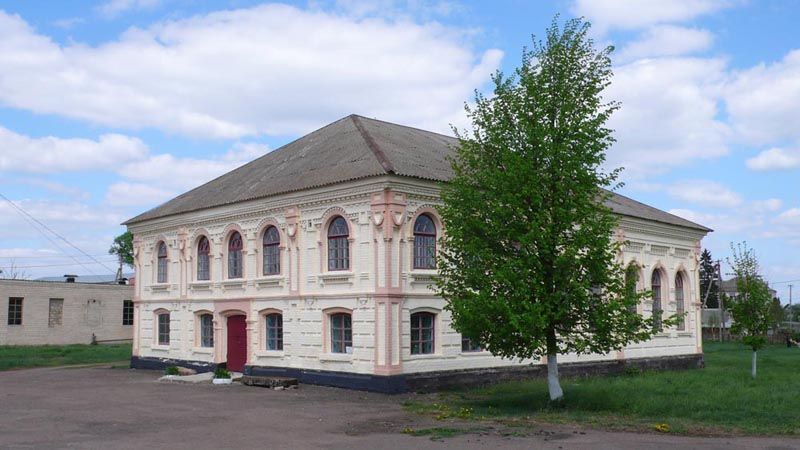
left=436, top=17, right=659, bottom=368
left=699, top=249, right=720, bottom=308
left=0, top=344, right=131, bottom=371
left=405, top=342, right=800, bottom=435
left=165, top=366, right=180, bottom=375
left=214, top=367, right=231, bottom=379
left=109, top=231, right=134, bottom=267
left=727, top=242, right=773, bottom=352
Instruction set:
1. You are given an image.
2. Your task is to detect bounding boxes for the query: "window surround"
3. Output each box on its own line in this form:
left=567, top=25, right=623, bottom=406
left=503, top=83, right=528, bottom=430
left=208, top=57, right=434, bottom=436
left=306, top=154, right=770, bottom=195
left=675, top=270, right=687, bottom=332
left=153, top=309, right=171, bottom=349
left=625, top=261, right=643, bottom=314
left=256, top=308, right=285, bottom=355
left=194, top=310, right=215, bottom=350
left=322, top=307, right=353, bottom=359
left=318, top=208, right=354, bottom=275
left=220, top=225, right=246, bottom=284
left=154, top=239, right=169, bottom=285
left=650, top=265, right=668, bottom=333
left=407, top=307, right=440, bottom=358
left=407, top=208, right=443, bottom=280
left=412, top=213, right=437, bottom=270
left=194, top=233, right=212, bottom=282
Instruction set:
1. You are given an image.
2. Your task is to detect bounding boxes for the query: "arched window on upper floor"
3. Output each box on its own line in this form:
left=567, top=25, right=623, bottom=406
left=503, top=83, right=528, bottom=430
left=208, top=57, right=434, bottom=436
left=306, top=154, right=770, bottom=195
left=413, top=214, right=437, bottom=269
left=327, top=216, right=349, bottom=271
left=228, top=232, right=243, bottom=279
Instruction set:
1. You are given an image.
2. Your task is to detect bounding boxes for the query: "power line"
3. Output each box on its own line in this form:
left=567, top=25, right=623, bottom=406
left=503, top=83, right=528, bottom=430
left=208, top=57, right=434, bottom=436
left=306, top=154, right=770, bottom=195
left=0, top=260, right=119, bottom=269
left=0, top=193, right=116, bottom=275
left=0, top=254, right=111, bottom=259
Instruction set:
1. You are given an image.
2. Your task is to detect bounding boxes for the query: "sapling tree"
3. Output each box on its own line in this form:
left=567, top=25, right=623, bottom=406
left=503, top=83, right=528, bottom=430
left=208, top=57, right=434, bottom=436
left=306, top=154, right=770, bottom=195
left=727, top=242, right=773, bottom=379
left=436, top=17, right=661, bottom=402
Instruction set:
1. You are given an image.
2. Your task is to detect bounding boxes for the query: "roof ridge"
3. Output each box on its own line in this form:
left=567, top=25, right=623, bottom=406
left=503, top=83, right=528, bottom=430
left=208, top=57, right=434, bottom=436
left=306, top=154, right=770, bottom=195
left=351, top=114, right=459, bottom=141
left=350, top=114, right=395, bottom=174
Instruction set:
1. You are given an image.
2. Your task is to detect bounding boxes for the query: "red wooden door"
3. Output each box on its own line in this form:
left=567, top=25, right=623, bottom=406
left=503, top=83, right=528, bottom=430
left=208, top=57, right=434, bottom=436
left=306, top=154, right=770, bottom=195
left=226, top=315, right=247, bottom=372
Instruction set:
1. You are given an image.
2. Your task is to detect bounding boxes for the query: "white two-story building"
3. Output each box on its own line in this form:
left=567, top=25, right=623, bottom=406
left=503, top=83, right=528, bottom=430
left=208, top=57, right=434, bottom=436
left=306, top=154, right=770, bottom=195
left=125, top=115, right=711, bottom=392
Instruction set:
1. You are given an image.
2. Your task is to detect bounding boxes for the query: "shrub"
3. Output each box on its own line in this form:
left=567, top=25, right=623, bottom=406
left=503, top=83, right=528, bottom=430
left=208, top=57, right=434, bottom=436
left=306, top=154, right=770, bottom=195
left=165, top=366, right=179, bottom=375
left=214, top=367, right=231, bottom=379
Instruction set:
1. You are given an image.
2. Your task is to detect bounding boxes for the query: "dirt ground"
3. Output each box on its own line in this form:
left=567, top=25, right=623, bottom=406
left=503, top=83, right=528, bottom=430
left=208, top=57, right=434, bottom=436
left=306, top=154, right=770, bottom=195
left=0, top=365, right=797, bottom=450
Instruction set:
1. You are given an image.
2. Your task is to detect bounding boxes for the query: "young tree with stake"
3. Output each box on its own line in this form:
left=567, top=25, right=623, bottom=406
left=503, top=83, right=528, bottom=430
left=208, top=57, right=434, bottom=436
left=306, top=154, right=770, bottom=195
left=727, top=242, right=773, bottom=379
left=437, top=18, right=662, bottom=402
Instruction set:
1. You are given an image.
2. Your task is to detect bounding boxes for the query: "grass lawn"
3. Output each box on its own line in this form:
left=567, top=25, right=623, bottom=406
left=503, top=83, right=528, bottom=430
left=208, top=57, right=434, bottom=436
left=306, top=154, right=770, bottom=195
left=404, top=342, right=800, bottom=436
left=0, top=343, right=131, bottom=371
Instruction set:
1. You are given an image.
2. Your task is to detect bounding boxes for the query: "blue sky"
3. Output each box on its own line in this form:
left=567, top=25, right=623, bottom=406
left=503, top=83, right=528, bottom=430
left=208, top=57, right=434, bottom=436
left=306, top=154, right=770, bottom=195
left=1, top=0, right=799, bottom=301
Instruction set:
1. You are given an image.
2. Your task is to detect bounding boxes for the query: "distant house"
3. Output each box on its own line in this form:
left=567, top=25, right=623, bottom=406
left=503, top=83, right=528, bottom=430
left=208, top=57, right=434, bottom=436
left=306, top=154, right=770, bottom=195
left=124, top=115, right=711, bottom=392
left=0, top=277, right=134, bottom=346
left=701, top=277, right=777, bottom=332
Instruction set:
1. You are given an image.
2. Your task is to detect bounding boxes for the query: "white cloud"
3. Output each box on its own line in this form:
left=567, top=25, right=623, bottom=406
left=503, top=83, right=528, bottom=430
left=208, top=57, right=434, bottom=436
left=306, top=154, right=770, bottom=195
left=606, top=57, right=730, bottom=178
left=0, top=5, right=502, bottom=139
left=725, top=50, right=800, bottom=145
left=752, top=198, right=783, bottom=212
left=0, top=126, right=149, bottom=173
left=97, top=0, right=162, bottom=18
left=668, top=208, right=761, bottom=234
left=617, top=25, right=713, bottom=62
left=108, top=142, right=268, bottom=206
left=667, top=180, right=742, bottom=208
left=572, top=0, right=734, bottom=34
left=775, top=208, right=800, bottom=225
left=746, top=147, right=800, bottom=171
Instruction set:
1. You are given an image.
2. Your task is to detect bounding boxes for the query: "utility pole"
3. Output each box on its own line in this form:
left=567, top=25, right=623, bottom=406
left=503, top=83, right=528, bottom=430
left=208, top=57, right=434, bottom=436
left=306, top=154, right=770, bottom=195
left=790, top=284, right=794, bottom=328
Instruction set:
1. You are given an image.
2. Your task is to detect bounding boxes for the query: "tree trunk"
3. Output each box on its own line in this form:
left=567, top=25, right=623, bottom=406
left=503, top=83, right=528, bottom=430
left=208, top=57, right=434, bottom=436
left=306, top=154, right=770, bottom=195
left=546, top=353, right=564, bottom=401
left=546, top=329, right=563, bottom=401
left=751, top=350, right=757, bottom=379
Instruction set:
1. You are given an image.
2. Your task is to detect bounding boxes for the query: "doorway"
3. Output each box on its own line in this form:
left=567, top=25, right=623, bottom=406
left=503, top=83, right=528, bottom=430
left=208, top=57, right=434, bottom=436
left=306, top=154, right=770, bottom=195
left=226, top=315, right=247, bottom=372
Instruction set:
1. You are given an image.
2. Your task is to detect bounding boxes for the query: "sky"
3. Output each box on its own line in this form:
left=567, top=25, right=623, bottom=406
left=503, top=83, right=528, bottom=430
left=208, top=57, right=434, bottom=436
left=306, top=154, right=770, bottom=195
left=0, top=0, right=799, bottom=301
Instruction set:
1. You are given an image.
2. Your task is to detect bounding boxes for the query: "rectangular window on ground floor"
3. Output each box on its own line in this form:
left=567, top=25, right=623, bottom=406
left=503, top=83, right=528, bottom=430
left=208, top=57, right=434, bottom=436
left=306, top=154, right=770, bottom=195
left=157, top=312, right=170, bottom=345
left=330, top=313, right=352, bottom=354
left=410, top=312, right=435, bottom=355
left=266, top=313, right=283, bottom=351
left=48, top=298, right=64, bottom=327
left=122, top=300, right=133, bottom=326
left=461, top=336, right=481, bottom=352
left=200, top=313, right=214, bottom=347
left=8, top=297, right=22, bottom=325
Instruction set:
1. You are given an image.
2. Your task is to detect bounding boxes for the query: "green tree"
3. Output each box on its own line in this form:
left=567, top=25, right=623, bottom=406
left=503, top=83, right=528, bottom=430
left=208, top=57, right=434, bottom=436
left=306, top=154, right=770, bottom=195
left=699, top=249, right=720, bottom=308
left=437, top=18, right=658, bottom=402
left=727, top=242, right=773, bottom=379
left=109, top=231, right=134, bottom=267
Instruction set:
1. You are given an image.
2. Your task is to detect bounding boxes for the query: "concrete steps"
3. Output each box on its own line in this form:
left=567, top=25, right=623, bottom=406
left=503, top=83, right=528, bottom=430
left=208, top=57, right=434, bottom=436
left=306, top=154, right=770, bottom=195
left=241, top=375, right=299, bottom=390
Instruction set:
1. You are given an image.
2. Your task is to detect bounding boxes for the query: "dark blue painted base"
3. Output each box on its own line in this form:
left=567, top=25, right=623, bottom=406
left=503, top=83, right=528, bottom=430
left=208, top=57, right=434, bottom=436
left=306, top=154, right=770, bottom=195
left=130, top=353, right=704, bottom=394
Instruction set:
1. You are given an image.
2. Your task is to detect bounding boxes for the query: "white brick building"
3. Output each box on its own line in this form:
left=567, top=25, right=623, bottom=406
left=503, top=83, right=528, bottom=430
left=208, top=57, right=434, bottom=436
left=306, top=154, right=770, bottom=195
left=125, top=115, right=710, bottom=392
left=1, top=279, right=134, bottom=345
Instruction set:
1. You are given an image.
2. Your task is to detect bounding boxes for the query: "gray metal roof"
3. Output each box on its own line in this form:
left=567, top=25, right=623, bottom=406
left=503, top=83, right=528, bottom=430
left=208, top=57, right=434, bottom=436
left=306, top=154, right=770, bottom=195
left=124, top=114, right=710, bottom=232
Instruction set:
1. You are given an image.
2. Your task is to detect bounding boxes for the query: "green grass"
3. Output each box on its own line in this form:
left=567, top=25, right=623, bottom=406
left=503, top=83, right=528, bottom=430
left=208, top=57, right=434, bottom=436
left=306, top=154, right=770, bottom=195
left=404, top=342, right=800, bottom=435
left=0, top=343, right=132, bottom=371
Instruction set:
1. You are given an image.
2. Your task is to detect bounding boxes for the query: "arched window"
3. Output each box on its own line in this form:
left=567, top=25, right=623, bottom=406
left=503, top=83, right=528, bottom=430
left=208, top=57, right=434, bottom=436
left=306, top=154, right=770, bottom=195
left=329, top=312, right=352, bottom=353
left=413, top=214, right=437, bottom=269
left=625, top=263, right=640, bottom=313
left=651, top=270, right=663, bottom=332
left=263, top=226, right=280, bottom=275
left=156, top=311, right=170, bottom=345
left=199, top=313, right=214, bottom=347
left=197, top=237, right=210, bottom=281
left=676, top=272, right=685, bottom=331
left=327, top=216, right=350, bottom=271
left=228, top=232, right=243, bottom=279
left=156, top=242, right=168, bottom=283
left=265, top=313, right=283, bottom=350
left=410, top=312, right=435, bottom=355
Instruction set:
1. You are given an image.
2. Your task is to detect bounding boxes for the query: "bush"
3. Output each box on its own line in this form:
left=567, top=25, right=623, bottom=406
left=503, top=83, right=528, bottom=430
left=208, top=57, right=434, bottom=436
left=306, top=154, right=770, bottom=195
left=165, top=366, right=180, bottom=375
left=214, top=367, right=231, bottom=379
